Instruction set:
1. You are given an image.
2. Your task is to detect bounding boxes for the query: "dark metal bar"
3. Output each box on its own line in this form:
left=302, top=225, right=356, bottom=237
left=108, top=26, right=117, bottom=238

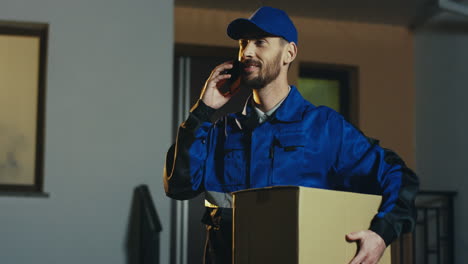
left=418, top=190, right=458, bottom=196
left=424, top=208, right=428, bottom=264
left=413, top=225, right=417, bottom=264
left=436, top=208, right=441, bottom=264
left=448, top=195, right=455, bottom=264
left=400, top=234, right=404, bottom=264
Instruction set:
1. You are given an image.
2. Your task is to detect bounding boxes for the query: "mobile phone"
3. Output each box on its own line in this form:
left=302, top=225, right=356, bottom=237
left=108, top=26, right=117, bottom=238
left=218, top=60, right=241, bottom=95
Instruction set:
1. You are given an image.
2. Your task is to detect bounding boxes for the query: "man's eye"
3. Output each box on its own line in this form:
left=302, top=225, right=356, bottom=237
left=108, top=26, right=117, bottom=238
left=255, top=40, right=268, bottom=46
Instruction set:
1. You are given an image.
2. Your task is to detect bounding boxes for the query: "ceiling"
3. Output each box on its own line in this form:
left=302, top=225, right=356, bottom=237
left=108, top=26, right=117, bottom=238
left=175, top=0, right=468, bottom=28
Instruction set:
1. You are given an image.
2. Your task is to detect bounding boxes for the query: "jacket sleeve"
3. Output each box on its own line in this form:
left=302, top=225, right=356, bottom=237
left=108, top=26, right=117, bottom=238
left=329, top=111, right=419, bottom=246
left=163, top=100, right=217, bottom=200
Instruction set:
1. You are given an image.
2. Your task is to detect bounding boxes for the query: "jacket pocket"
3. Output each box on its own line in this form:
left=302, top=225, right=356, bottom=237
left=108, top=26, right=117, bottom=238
left=222, top=134, right=246, bottom=187
left=271, top=133, right=305, bottom=185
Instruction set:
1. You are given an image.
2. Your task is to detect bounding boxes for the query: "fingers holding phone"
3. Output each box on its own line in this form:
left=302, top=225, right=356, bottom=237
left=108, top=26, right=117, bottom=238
left=218, top=60, right=241, bottom=96
left=201, top=60, right=241, bottom=110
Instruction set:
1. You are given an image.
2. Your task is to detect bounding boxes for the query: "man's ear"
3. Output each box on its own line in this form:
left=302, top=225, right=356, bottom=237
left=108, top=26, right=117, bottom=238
left=284, top=42, right=297, bottom=65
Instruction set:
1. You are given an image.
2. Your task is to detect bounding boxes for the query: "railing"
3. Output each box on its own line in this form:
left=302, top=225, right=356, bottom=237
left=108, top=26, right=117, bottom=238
left=397, top=190, right=457, bottom=264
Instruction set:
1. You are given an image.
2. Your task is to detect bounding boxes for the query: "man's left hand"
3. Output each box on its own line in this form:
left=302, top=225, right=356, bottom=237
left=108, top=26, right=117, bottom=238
left=346, top=230, right=386, bottom=264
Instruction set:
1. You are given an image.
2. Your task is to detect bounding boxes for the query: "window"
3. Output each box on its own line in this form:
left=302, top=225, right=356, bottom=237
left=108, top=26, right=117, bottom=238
left=298, top=64, right=358, bottom=124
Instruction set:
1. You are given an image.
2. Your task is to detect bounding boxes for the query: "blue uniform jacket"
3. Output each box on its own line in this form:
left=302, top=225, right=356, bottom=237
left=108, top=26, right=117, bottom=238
left=164, top=86, right=419, bottom=245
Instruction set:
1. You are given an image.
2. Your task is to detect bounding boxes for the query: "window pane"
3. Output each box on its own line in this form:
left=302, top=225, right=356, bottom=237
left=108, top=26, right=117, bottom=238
left=297, top=78, right=340, bottom=112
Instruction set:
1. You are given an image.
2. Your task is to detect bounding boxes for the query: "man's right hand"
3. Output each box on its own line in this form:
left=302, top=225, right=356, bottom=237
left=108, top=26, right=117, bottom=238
left=200, top=61, right=240, bottom=110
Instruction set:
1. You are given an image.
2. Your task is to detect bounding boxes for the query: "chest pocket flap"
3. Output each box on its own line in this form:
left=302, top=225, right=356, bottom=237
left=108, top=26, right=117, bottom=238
left=275, top=132, right=305, bottom=151
left=271, top=132, right=305, bottom=185
left=224, top=133, right=245, bottom=152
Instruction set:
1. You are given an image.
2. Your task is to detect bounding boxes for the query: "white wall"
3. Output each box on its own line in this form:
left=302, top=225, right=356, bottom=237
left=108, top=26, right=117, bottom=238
left=415, top=13, right=468, bottom=264
left=0, top=0, right=173, bottom=263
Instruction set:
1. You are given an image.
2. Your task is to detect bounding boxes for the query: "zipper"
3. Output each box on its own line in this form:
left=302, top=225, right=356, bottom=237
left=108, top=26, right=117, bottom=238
left=269, top=138, right=279, bottom=185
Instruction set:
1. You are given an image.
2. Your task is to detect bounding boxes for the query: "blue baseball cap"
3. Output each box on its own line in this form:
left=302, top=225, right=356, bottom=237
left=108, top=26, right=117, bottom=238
left=227, top=6, right=298, bottom=45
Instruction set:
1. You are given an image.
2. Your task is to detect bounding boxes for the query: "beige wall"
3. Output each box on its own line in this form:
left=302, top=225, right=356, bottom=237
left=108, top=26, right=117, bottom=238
left=175, top=7, right=415, bottom=167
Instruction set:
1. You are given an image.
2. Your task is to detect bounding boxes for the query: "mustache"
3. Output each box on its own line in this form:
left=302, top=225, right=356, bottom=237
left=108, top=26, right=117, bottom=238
left=241, top=59, right=262, bottom=68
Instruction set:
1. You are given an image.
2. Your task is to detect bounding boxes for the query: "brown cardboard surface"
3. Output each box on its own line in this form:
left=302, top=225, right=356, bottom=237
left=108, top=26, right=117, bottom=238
left=233, top=186, right=391, bottom=264
left=233, top=187, right=299, bottom=264
left=298, top=187, right=391, bottom=264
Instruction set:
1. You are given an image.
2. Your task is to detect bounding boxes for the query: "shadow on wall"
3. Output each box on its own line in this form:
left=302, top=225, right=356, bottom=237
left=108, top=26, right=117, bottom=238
left=126, top=185, right=163, bottom=264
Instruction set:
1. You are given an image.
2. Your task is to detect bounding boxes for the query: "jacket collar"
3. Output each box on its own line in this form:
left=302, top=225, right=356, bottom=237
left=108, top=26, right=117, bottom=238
left=273, top=85, right=306, bottom=122
left=235, top=85, right=307, bottom=123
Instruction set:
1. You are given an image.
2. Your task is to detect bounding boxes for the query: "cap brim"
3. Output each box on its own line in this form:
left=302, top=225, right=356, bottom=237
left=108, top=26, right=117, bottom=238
left=227, top=18, right=272, bottom=40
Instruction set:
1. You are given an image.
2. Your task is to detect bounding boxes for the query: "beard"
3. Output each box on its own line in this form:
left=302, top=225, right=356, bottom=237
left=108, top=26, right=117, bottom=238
left=240, top=52, right=282, bottom=90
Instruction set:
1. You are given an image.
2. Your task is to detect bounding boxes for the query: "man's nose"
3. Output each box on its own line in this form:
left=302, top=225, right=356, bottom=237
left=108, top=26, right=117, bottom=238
left=240, top=41, right=255, bottom=60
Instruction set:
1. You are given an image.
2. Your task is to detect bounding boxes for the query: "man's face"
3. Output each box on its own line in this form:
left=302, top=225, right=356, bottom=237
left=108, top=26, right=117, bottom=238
left=238, top=36, right=285, bottom=89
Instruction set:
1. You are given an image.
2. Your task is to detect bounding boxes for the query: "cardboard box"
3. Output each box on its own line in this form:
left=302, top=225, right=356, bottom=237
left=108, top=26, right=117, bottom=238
left=233, top=186, right=391, bottom=264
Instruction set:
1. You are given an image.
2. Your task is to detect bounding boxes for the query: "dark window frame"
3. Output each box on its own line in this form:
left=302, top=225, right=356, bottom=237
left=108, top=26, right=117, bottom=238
left=299, top=63, right=359, bottom=125
left=0, top=21, right=49, bottom=196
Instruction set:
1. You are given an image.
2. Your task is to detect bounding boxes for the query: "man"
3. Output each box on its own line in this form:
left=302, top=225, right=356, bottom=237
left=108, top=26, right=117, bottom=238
left=164, top=6, right=418, bottom=264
